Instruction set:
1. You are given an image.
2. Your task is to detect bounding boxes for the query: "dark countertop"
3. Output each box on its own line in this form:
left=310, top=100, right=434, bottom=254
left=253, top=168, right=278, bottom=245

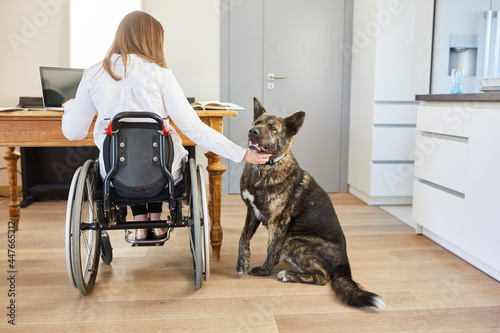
left=416, top=93, right=500, bottom=102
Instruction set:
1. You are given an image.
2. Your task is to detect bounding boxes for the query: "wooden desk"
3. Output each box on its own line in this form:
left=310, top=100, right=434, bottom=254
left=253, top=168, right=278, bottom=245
left=0, top=110, right=237, bottom=259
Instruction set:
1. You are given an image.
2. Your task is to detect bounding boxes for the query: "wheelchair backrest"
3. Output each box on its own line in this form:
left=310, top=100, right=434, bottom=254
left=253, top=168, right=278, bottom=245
left=102, top=112, right=174, bottom=199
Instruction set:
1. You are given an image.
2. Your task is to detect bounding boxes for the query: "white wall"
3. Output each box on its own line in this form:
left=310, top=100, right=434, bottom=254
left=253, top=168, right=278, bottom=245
left=143, top=0, right=221, bottom=101
left=142, top=0, right=222, bottom=169
left=0, top=0, right=221, bottom=186
left=0, top=0, right=70, bottom=106
left=0, top=0, right=70, bottom=188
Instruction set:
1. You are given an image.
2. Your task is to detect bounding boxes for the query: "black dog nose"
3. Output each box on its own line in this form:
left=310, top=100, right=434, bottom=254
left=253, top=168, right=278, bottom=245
left=249, top=128, right=259, bottom=136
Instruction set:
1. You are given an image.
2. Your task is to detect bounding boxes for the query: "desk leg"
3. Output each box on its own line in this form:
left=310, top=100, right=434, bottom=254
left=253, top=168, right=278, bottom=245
left=205, top=151, right=226, bottom=260
left=3, top=147, right=21, bottom=231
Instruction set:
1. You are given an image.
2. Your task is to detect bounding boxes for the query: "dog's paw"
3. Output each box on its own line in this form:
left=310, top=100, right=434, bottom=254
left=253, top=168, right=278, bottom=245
left=236, top=259, right=250, bottom=275
left=249, top=266, right=271, bottom=276
left=236, top=267, right=248, bottom=275
left=277, top=270, right=290, bottom=282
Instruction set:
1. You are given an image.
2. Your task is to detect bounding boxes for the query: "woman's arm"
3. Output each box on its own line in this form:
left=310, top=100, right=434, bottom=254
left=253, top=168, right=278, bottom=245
left=163, top=74, right=270, bottom=164
left=61, top=75, right=96, bottom=140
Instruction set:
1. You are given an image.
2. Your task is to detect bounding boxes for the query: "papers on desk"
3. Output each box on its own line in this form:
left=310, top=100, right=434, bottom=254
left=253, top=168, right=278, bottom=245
left=191, top=101, right=245, bottom=111
left=0, top=107, right=26, bottom=111
left=0, top=107, right=46, bottom=111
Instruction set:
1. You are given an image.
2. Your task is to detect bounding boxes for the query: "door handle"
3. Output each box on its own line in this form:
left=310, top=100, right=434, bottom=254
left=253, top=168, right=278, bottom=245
left=268, top=73, right=287, bottom=80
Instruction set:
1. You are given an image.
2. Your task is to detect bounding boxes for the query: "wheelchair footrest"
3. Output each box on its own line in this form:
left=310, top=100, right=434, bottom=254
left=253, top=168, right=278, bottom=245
left=124, top=228, right=173, bottom=246
left=132, top=242, right=165, bottom=247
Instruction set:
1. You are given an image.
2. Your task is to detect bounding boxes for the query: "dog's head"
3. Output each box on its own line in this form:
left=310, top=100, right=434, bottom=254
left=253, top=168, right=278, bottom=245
left=248, top=97, right=305, bottom=158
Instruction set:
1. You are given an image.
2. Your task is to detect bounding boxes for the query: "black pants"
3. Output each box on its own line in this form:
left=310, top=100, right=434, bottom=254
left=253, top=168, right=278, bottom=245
left=130, top=202, right=163, bottom=216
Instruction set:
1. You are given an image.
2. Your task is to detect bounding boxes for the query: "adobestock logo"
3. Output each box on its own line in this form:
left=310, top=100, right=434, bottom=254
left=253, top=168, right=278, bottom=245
left=7, top=0, right=68, bottom=53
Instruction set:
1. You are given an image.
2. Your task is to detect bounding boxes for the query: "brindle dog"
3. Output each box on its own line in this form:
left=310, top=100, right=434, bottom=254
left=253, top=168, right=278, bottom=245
left=237, top=98, right=385, bottom=309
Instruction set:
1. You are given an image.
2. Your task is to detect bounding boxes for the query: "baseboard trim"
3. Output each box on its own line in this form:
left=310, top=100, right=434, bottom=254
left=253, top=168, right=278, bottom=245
left=348, top=185, right=413, bottom=205
left=421, top=227, right=500, bottom=282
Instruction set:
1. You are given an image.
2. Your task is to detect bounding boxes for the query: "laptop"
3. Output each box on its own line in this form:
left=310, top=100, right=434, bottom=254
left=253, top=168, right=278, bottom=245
left=39, top=66, right=84, bottom=110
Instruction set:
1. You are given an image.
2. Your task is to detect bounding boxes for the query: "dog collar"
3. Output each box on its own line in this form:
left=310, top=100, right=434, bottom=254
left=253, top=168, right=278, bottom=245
left=266, top=152, right=288, bottom=165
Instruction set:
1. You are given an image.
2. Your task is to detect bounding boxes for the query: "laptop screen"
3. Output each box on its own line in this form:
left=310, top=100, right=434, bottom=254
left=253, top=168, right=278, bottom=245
left=39, top=66, right=84, bottom=109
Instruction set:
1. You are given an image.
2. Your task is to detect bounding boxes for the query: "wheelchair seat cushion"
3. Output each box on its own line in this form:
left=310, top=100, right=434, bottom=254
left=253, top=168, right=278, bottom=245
left=103, top=122, right=174, bottom=199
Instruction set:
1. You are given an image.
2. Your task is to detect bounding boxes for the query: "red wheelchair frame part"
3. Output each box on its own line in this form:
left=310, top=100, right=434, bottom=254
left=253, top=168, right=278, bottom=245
left=104, top=118, right=112, bottom=136
left=162, top=118, right=170, bottom=135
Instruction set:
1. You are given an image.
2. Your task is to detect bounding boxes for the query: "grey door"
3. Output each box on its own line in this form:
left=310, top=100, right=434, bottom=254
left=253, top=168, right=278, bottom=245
left=221, top=0, right=348, bottom=194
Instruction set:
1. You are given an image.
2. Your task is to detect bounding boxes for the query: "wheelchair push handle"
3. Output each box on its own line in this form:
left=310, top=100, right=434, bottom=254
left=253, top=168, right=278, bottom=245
left=104, top=112, right=170, bottom=136
left=112, top=111, right=163, bottom=126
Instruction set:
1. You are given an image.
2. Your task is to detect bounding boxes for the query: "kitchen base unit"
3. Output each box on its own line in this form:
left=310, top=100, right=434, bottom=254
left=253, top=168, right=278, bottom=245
left=413, top=93, right=500, bottom=282
left=347, top=0, right=434, bottom=205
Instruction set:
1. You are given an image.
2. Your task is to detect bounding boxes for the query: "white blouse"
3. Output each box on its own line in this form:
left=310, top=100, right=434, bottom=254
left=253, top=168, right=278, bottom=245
left=62, top=54, right=246, bottom=181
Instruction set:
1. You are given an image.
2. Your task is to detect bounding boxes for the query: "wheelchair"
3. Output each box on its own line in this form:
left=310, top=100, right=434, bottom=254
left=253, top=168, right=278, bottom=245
left=64, top=112, right=210, bottom=296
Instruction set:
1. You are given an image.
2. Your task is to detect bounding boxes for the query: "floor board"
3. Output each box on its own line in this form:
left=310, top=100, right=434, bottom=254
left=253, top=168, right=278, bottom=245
left=1, top=193, right=499, bottom=332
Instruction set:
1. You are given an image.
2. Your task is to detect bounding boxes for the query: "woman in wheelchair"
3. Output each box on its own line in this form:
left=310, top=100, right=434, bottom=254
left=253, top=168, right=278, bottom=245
left=62, top=11, right=271, bottom=241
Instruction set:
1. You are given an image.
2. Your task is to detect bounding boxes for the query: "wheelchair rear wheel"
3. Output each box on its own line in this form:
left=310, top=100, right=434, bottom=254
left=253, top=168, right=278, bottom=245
left=65, top=166, right=81, bottom=288
left=188, top=158, right=210, bottom=289
left=69, top=159, right=101, bottom=295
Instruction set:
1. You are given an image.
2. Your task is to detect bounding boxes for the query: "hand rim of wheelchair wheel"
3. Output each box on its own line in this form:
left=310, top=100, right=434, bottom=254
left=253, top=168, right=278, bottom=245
left=196, top=164, right=210, bottom=281
left=65, top=166, right=82, bottom=288
left=70, top=159, right=101, bottom=296
left=188, top=158, right=203, bottom=290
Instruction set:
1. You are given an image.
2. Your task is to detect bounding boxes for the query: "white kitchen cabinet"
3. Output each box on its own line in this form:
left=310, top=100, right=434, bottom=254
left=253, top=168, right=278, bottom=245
left=461, top=109, right=500, bottom=276
left=372, top=127, right=417, bottom=160
left=373, top=103, right=418, bottom=124
left=414, top=135, right=468, bottom=193
left=348, top=0, right=434, bottom=205
left=370, top=163, right=414, bottom=196
left=415, top=105, right=471, bottom=137
left=412, top=180, right=464, bottom=247
left=413, top=99, right=500, bottom=281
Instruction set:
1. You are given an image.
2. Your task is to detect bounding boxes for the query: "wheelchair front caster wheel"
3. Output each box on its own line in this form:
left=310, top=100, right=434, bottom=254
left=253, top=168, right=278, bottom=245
left=100, top=231, right=113, bottom=265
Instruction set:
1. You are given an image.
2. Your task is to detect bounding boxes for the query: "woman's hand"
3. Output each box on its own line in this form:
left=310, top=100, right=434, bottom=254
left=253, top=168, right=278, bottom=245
left=242, top=148, right=272, bottom=165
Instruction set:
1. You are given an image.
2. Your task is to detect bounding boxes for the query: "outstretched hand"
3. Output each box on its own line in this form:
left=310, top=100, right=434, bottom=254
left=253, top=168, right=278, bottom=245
left=243, top=149, right=271, bottom=165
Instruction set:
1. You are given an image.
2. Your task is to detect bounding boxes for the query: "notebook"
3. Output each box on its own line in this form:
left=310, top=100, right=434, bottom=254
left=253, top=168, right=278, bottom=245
left=39, top=66, right=84, bottom=111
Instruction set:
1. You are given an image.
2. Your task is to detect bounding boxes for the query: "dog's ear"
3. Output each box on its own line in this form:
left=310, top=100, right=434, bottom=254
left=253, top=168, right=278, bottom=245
left=253, top=97, right=266, bottom=121
left=285, top=111, right=305, bottom=136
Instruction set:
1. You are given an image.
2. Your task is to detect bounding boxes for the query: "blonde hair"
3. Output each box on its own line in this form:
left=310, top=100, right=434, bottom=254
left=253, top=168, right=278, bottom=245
left=103, top=11, right=167, bottom=81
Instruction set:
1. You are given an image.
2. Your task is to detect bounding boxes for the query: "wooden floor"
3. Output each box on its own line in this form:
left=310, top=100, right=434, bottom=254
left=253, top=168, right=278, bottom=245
left=1, top=193, right=499, bottom=332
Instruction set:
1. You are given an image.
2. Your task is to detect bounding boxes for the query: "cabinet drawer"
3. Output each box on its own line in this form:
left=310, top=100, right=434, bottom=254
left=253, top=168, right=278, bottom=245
left=417, top=106, right=470, bottom=137
left=373, top=103, right=418, bottom=125
left=412, top=180, right=463, bottom=247
left=372, top=127, right=417, bottom=161
left=370, top=163, right=414, bottom=196
left=414, top=135, right=468, bottom=194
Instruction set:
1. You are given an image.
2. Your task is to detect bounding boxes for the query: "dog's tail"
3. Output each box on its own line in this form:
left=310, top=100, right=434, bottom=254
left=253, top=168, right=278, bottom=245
left=331, top=264, right=385, bottom=309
